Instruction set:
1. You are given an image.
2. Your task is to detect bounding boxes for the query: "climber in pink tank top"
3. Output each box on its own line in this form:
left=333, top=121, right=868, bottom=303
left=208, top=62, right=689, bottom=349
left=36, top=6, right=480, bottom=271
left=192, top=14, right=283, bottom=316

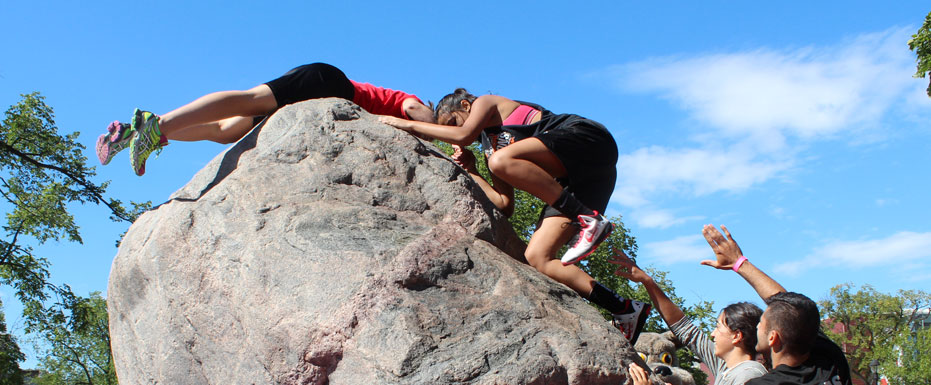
left=501, top=104, right=540, bottom=126
left=381, top=88, right=651, bottom=345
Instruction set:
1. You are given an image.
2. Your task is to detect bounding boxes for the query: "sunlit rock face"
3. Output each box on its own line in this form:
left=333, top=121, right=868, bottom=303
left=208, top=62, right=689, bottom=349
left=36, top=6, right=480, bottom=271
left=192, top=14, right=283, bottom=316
left=108, top=99, right=642, bottom=385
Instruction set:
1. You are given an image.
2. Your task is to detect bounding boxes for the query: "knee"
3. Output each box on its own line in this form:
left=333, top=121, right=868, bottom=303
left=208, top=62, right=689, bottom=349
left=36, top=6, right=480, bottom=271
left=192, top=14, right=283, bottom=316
left=524, top=250, right=550, bottom=272
left=216, top=136, right=238, bottom=145
left=486, top=152, right=511, bottom=176
left=215, top=120, right=249, bottom=144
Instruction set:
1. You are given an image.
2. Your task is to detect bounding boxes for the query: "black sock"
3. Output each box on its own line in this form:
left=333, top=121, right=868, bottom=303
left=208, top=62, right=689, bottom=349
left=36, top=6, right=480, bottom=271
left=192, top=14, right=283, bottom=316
left=551, top=189, right=595, bottom=218
left=587, top=282, right=632, bottom=315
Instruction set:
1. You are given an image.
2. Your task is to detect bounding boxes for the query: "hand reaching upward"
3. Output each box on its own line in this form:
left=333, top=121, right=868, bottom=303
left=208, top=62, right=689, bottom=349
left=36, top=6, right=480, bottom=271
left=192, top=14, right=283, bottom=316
left=700, top=224, right=743, bottom=270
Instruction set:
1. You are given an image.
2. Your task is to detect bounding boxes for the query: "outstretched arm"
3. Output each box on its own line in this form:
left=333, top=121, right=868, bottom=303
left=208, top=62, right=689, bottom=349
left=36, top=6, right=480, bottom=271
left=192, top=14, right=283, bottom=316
left=700, top=224, right=786, bottom=301
left=611, top=250, right=685, bottom=326
left=380, top=95, right=500, bottom=146
left=401, top=98, right=436, bottom=123
left=452, top=145, right=514, bottom=216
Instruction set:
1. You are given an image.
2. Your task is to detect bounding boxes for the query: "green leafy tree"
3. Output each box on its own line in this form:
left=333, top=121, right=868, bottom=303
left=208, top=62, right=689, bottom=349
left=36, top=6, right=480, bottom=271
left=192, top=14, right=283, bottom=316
left=1, top=92, right=146, bottom=303
left=27, top=292, right=116, bottom=385
left=0, top=298, right=25, bottom=385
left=1, top=93, right=149, bottom=383
left=909, top=11, right=931, bottom=97
left=820, top=283, right=931, bottom=384
left=439, top=142, right=715, bottom=384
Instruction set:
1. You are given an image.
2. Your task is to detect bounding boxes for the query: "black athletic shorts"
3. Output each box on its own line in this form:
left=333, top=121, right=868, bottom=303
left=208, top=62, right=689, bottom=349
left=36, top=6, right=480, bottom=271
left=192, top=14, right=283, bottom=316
left=535, top=118, right=618, bottom=220
left=264, top=63, right=355, bottom=108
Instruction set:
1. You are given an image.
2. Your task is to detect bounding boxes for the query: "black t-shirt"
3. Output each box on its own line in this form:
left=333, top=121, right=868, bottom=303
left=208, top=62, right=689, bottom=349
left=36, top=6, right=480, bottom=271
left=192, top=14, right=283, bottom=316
left=748, top=333, right=852, bottom=385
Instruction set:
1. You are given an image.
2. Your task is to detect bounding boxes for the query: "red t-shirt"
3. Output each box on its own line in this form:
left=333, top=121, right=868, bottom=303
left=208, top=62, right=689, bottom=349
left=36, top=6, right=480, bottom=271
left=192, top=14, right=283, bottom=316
left=350, top=80, right=423, bottom=119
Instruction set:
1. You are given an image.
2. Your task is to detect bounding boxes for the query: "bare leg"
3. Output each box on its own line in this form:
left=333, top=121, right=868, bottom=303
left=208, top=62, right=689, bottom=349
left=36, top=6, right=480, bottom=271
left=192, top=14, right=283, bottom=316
left=525, top=215, right=596, bottom=296
left=158, top=84, right=277, bottom=137
left=167, top=116, right=257, bottom=144
left=487, top=138, right=567, bottom=205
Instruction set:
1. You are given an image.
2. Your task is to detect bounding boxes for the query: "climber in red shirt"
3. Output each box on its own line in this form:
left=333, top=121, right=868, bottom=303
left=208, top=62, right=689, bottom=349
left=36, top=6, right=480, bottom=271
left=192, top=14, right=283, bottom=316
left=96, top=62, right=434, bottom=176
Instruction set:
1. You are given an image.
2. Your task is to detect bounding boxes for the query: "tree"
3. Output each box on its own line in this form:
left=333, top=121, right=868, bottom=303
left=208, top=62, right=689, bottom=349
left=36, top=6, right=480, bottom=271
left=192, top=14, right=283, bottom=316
left=441, top=142, right=715, bottom=384
left=27, top=292, right=116, bottom=385
left=1, top=92, right=146, bottom=303
left=1, top=93, right=149, bottom=383
left=909, top=11, right=931, bottom=97
left=819, top=283, right=931, bottom=384
left=0, top=298, right=25, bottom=385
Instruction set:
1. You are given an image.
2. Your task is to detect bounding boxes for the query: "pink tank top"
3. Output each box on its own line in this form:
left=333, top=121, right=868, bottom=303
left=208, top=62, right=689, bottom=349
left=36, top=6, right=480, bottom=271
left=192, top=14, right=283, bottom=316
left=502, top=104, right=540, bottom=126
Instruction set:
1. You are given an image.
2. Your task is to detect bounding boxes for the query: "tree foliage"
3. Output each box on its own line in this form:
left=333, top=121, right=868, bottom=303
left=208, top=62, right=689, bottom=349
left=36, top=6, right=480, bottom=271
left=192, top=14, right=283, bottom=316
left=0, top=93, right=149, bottom=382
left=909, top=11, right=931, bottom=97
left=819, top=283, right=931, bottom=385
left=27, top=292, right=117, bottom=385
left=0, top=93, right=146, bottom=305
left=0, top=298, right=25, bottom=385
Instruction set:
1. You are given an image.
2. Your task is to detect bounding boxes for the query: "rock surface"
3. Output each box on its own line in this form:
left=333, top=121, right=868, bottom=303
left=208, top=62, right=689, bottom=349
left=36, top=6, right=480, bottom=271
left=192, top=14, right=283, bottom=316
left=108, top=99, right=645, bottom=384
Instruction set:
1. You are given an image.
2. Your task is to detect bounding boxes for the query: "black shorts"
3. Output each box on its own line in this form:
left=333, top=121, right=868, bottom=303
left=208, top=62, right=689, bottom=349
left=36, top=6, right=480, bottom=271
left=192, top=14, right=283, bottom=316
left=264, top=63, right=354, bottom=108
left=534, top=117, right=618, bottom=220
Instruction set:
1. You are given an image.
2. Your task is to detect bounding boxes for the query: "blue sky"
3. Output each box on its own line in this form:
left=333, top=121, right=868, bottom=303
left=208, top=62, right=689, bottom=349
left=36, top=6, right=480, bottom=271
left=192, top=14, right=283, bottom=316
left=2, top=0, right=930, bottom=367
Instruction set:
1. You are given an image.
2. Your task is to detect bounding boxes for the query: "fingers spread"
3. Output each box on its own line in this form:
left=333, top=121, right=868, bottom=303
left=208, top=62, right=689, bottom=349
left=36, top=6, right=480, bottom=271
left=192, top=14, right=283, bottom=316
left=702, top=225, right=717, bottom=247
left=722, top=225, right=735, bottom=242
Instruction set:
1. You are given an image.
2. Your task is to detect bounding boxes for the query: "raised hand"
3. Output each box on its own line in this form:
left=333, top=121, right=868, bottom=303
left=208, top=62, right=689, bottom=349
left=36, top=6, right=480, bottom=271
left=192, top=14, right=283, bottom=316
left=609, top=249, right=653, bottom=284
left=700, top=224, right=743, bottom=270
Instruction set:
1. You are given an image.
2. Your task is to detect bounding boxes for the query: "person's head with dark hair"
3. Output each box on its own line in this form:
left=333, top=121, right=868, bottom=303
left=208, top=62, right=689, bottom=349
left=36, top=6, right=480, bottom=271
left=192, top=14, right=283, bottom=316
left=434, top=88, right=477, bottom=125
left=711, top=302, right=764, bottom=360
left=757, top=292, right=821, bottom=359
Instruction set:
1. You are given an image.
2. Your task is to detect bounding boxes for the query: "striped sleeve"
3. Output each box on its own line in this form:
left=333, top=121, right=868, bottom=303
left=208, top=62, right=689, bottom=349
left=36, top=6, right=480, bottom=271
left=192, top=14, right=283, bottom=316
left=669, top=316, right=727, bottom=379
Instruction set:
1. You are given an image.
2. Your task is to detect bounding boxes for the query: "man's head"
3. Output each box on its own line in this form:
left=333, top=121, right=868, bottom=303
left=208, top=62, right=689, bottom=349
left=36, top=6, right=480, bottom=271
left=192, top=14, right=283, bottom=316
left=756, top=292, right=821, bottom=360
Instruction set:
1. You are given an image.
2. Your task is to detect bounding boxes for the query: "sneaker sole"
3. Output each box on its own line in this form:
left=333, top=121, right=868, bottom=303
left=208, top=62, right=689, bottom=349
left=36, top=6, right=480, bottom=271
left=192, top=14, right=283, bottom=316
left=628, top=303, right=652, bottom=346
left=561, top=222, right=614, bottom=266
left=130, top=110, right=160, bottom=176
left=96, top=132, right=112, bottom=165
left=96, top=121, right=124, bottom=165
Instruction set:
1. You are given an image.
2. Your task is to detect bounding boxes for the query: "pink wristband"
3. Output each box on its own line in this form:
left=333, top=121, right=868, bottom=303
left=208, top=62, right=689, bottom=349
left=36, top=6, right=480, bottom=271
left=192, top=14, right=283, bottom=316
left=732, top=256, right=748, bottom=272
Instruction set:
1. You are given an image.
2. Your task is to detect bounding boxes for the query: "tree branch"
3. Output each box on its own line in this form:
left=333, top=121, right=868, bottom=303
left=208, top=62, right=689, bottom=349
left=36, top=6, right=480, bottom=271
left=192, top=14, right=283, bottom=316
left=0, top=140, right=131, bottom=222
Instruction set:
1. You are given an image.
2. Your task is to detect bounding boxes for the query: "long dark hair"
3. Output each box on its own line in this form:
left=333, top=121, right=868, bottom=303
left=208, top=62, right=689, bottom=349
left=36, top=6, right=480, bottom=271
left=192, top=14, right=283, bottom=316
left=434, top=88, right=477, bottom=121
left=722, top=302, right=763, bottom=356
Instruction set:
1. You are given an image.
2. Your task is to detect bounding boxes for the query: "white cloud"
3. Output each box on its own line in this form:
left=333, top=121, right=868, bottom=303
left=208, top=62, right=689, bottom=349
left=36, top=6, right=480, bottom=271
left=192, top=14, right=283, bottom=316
left=774, top=231, right=931, bottom=275
left=614, top=145, right=792, bottom=207
left=613, top=27, right=917, bottom=143
left=875, top=198, right=898, bottom=207
left=630, top=208, right=703, bottom=229
left=606, top=27, right=926, bottom=211
left=642, top=235, right=711, bottom=265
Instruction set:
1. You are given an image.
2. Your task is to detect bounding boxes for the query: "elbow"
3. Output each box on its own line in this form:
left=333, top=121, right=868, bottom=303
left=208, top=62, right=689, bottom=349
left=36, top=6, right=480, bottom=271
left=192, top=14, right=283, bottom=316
left=451, top=132, right=478, bottom=147
left=501, top=198, right=515, bottom=217
left=452, top=138, right=474, bottom=147
left=404, top=101, right=435, bottom=123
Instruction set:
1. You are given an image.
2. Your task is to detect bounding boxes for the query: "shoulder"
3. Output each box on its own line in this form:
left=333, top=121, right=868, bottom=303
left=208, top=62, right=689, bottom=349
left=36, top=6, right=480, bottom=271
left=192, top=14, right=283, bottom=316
left=475, top=94, right=513, bottom=104
left=813, top=332, right=852, bottom=370
left=726, top=361, right=767, bottom=380
left=745, top=372, right=782, bottom=385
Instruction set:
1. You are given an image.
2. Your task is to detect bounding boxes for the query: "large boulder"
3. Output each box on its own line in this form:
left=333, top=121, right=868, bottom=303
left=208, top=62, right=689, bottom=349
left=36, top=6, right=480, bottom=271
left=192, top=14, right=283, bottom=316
left=108, top=99, right=646, bottom=384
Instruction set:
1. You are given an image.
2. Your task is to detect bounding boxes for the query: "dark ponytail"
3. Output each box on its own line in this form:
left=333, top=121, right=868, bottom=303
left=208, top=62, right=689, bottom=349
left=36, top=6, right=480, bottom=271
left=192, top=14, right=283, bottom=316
left=434, top=88, right=477, bottom=121
left=722, top=302, right=763, bottom=357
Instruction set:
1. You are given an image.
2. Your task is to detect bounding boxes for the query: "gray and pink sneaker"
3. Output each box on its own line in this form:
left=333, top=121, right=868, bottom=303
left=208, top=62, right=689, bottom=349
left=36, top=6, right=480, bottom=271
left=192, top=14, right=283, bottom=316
left=96, top=121, right=134, bottom=165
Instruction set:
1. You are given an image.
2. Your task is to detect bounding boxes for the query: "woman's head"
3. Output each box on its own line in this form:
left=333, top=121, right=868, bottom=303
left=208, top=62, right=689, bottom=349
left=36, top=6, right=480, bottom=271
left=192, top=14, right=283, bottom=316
left=711, top=302, right=763, bottom=358
left=435, top=88, right=477, bottom=126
